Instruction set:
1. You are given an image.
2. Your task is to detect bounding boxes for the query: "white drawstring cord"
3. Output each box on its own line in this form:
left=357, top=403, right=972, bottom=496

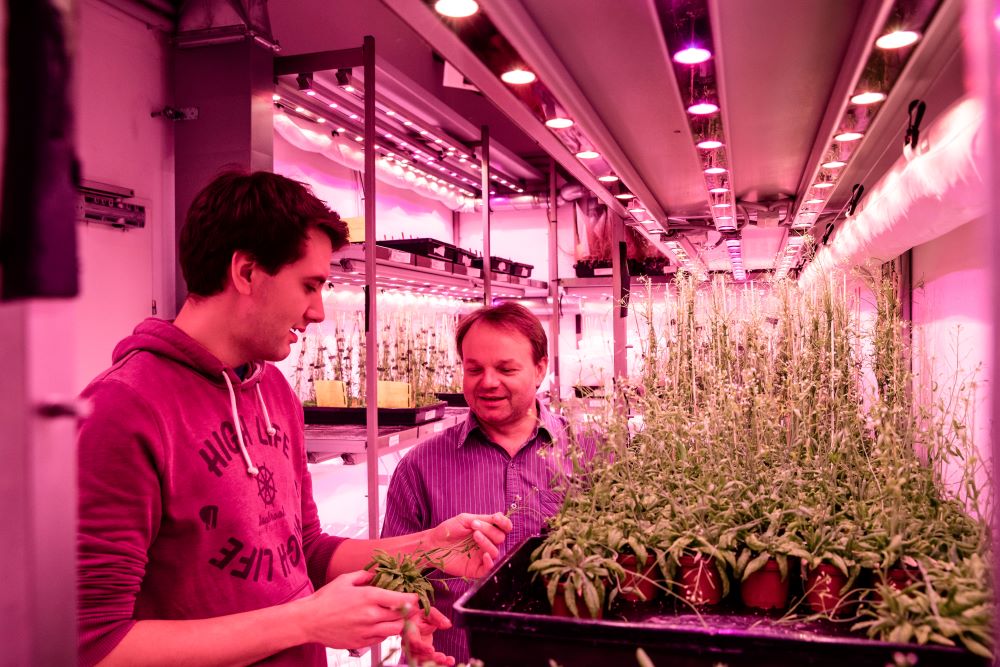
left=255, top=384, right=277, bottom=436
left=221, top=371, right=259, bottom=476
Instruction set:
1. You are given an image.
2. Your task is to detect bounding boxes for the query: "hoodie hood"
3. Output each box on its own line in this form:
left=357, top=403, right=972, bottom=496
left=113, top=318, right=263, bottom=387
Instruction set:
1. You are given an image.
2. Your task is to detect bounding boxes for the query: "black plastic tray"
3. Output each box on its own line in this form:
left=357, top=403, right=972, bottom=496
left=304, top=401, right=448, bottom=426
left=454, top=536, right=987, bottom=667
left=378, top=238, right=454, bottom=261
left=472, top=255, right=513, bottom=274
left=434, top=392, right=468, bottom=407
left=510, top=261, right=534, bottom=278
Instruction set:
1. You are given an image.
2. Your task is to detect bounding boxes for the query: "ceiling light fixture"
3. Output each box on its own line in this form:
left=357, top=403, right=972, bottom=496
left=687, top=101, right=719, bottom=115
left=434, top=0, right=479, bottom=18
left=612, top=183, right=635, bottom=200
left=708, top=186, right=729, bottom=194
left=575, top=150, right=600, bottom=159
left=697, top=139, right=723, bottom=149
left=597, top=174, right=619, bottom=183
left=834, top=131, right=863, bottom=142
left=627, top=205, right=646, bottom=214
left=851, top=91, right=886, bottom=105
left=500, top=68, right=536, bottom=85
left=822, top=160, right=847, bottom=169
left=704, top=166, right=727, bottom=174
left=545, top=116, right=574, bottom=129
left=875, top=30, right=920, bottom=49
left=673, top=46, right=712, bottom=65
left=813, top=181, right=835, bottom=189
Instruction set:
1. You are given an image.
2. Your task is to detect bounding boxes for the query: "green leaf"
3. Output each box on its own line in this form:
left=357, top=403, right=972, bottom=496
left=743, top=552, right=771, bottom=581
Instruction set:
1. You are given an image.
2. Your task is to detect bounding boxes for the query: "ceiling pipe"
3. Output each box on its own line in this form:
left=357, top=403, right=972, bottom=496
left=479, top=0, right=671, bottom=230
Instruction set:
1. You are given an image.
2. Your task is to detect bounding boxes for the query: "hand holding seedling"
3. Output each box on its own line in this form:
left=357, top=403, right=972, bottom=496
left=427, top=512, right=513, bottom=578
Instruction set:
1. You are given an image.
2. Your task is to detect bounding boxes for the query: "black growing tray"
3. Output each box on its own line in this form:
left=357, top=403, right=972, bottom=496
left=472, top=255, right=513, bottom=274
left=434, top=392, right=468, bottom=407
left=304, top=401, right=447, bottom=426
left=454, top=536, right=987, bottom=667
left=377, top=238, right=454, bottom=261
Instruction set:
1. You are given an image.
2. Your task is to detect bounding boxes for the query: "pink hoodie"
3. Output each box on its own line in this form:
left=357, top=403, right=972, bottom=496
left=77, top=318, right=343, bottom=666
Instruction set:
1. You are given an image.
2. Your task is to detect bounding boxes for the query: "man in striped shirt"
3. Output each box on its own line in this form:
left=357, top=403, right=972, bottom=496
left=382, top=302, right=596, bottom=663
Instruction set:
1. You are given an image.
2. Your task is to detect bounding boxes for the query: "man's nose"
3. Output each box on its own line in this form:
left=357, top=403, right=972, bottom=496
left=480, top=368, right=501, bottom=387
left=306, top=293, right=325, bottom=323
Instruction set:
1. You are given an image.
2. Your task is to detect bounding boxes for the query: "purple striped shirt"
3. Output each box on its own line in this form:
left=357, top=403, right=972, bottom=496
left=381, top=402, right=595, bottom=663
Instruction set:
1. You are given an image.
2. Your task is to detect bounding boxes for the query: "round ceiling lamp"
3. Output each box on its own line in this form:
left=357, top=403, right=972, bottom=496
left=834, top=131, right=863, bottom=142
left=875, top=30, right=920, bottom=49
left=545, top=116, right=574, bottom=129
left=687, top=102, right=719, bottom=115
left=500, top=68, right=536, bottom=85
left=434, top=0, right=479, bottom=18
left=575, top=150, right=600, bottom=159
left=851, top=91, right=886, bottom=105
left=697, top=139, right=723, bottom=149
left=673, top=46, right=712, bottom=65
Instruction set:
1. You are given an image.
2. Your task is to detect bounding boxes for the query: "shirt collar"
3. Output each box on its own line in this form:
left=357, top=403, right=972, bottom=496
left=457, top=400, right=559, bottom=449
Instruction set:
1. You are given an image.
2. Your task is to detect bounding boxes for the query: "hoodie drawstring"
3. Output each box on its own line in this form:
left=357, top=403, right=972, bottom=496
left=221, top=371, right=259, bottom=476
left=255, top=384, right=277, bottom=437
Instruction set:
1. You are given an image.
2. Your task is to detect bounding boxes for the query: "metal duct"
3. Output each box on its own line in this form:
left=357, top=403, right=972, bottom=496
left=484, top=183, right=585, bottom=211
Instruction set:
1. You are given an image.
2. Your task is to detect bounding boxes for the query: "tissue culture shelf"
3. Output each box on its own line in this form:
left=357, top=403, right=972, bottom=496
left=329, top=243, right=548, bottom=299
left=305, top=407, right=470, bottom=463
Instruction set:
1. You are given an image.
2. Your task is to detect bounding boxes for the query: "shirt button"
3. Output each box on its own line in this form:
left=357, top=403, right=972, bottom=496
left=510, top=502, right=518, bottom=510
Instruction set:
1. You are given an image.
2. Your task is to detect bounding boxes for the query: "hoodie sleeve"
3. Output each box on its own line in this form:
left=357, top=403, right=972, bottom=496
left=77, top=378, right=165, bottom=667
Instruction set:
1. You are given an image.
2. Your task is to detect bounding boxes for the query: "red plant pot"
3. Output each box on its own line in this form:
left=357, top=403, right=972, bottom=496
left=550, top=582, right=604, bottom=619
left=618, top=554, right=660, bottom=603
left=871, top=565, right=921, bottom=605
left=885, top=565, right=920, bottom=590
left=678, top=554, right=723, bottom=606
left=740, top=558, right=789, bottom=610
left=805, top=563, right=849, bottom=615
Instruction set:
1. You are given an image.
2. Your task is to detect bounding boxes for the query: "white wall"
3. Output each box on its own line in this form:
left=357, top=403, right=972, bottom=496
left=274, top=132, right=454, bottom=243
left=911, top=216, right=992, bottom=497
left=457, top=203, right=577, bottom=280
left=74, top=0, right=173, bottom=391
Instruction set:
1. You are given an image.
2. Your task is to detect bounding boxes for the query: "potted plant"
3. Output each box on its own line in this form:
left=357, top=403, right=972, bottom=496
left=528, top=535, right=624, bottom=619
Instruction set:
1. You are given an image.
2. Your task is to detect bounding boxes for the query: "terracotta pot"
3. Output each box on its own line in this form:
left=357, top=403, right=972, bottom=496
left=550, top=582, right=604, bottom=619
left=617, top=553, right=659, bottom=603
left=678, top=554, right=723, bottom=606
left=740, top=558, right=789, bottom=610
left=804, top=563, right=848, bottom=615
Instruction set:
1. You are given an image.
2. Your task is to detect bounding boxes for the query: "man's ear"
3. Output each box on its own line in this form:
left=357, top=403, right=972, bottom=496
left=231, top=250, right=256, bottom=296
left=535, top=357, right=549, bottom=388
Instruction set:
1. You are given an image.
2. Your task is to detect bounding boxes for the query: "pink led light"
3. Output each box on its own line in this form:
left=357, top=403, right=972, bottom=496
left=875, top=30, right=920, bottom=49
left=688, top=102, right=719, bottom=115
left=851, top=91, right=886, bottom=105
left=835, top=131, right=863, bottom=142
left=673, top=46, right=712, bottom=65
left=545, top=117, right=574, bottom=129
